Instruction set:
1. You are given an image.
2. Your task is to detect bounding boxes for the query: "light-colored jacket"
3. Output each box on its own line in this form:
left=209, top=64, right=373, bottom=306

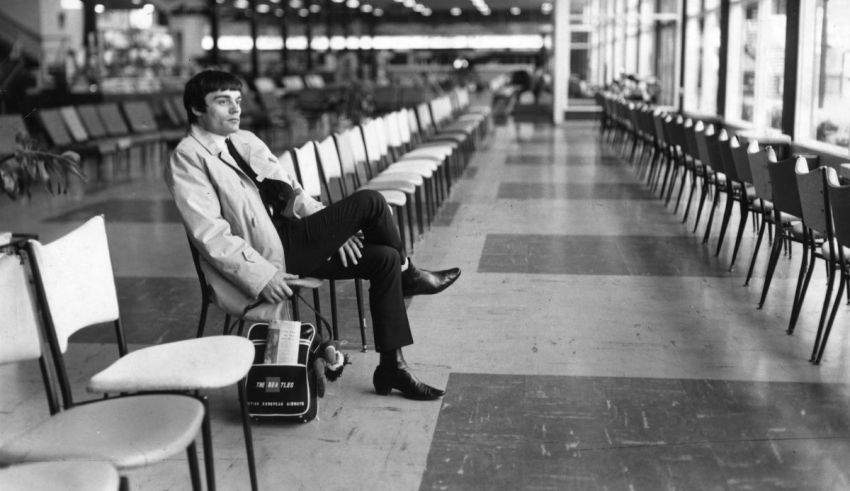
left=164, top=125, right=323, bottom=319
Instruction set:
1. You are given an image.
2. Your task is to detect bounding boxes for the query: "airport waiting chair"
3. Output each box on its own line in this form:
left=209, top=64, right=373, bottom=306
left=0, top=251, right=205, bottom=491
left=756, top=149, right=810, bottom=312
left=302, top=138, right=371, bottom=349
left=811, top=167, right=850, bottom=363
left=0, top=461, right=119, bottom=491
left=789, top=158, right=834, bottom=345
left=24, top=216, right=258, bottom=491
left=334, top=127, right=414, bottom=252
left=188, top=233, right=325, bottom=339
left=359, top=119, right=428, bottom=236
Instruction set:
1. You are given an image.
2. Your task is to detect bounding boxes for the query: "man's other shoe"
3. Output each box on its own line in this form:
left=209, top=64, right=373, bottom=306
left=373, top=365, right=445, bottom=400
left=402, top=265, right=461, bottom=297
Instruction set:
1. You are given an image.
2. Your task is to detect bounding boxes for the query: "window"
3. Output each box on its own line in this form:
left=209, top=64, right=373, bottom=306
left=797, top=0, right=850, bottom=152
left=726, top=0, right=786, bottom=129
left=683, top=2, right=720, bottom=114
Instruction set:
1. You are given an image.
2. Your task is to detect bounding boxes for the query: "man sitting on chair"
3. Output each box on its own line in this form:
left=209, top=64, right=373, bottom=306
left=165, top=70, right=459, bottom=400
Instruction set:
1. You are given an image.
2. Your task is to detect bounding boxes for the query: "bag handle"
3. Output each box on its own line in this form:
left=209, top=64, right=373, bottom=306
left=242, top=291, right=334, bottom=343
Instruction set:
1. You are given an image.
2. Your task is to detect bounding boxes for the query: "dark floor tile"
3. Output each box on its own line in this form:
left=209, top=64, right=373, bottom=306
left=497, top=182, right=651, bottom=200
left=478, top=234, right=792, bottom=278
left=420, top=374, right=850, bottom=491
left=434, top=202, right=461, bottom=226
left=505, top=155, right=558, bottom=165
left=47, top=199, right=183, bottom=223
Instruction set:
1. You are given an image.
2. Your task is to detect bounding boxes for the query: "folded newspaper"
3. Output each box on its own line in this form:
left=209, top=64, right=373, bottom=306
left=264, top=320, right=301, bottom=365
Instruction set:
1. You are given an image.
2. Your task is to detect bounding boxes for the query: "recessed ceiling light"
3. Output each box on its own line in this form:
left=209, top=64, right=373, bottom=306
left=309, top=3, right=321, bottom=12
left=509, top=6, right=521, bottom=15
left=360, top=4, right=372, bottom=12
left=450, top=7, right=461, bottom=16
left=256, top=3, right=270, bottom=13
left=373, top=7, right=383, bottom=16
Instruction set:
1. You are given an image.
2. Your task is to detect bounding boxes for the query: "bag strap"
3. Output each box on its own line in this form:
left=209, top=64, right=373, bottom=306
left=242, top=291, right=334, bottom=343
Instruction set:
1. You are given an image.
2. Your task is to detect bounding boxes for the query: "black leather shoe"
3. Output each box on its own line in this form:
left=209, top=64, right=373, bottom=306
left=402, top=266, right=461, bottom=297
left=373, top=365, right=445, bottom=400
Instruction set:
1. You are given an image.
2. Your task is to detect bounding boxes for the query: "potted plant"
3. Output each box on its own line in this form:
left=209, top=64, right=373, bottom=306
left=1, top=133, right=85, bottom=200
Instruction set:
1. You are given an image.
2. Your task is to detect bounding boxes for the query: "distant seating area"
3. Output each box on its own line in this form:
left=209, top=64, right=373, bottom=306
left=0, top=75, right=492, bottom=193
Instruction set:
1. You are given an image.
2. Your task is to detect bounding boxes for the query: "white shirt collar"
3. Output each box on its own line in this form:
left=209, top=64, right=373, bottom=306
left=192, top=124, right=230, bottom=155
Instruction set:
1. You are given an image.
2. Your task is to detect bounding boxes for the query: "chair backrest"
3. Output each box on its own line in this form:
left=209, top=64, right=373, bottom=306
left=76, top=104, right=110, bottom=139
left=826, top=167, right=850, bottom=249
left=746, top=140, right=772, bottom=200
left=704, top=127, right=725, bottom=174
left=292, top=141, right=322, bottom=199
left=279, top=149, right=301, bottom=184
left=315, top=135, right=346, bottom=202
left=717, top=130, right=738, bottom=181
left=0, top=253, right=42, bottom=365
left=59, top=106, right=90, bottom=143
left=682, top=119, right=701, bottom=164
left=27, top=215, right=121, bottom=354
left=729, top=136, right=752, bottom=183
left=336, top=128, right=372, bottom=190
left=36, top=108, right=74, bottom=147
left=96, top=103, right=131, bottom=136
left=121, top=101, right=160, bottom=133
left=794, top=157, right=829, bottom=234
left=693, top=122, right=712, bottom=170
left=766, top=149, right=804, bottom=218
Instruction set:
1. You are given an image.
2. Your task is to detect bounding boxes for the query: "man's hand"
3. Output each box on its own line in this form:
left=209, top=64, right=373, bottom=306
left=338, top=234, right=364, bottom=267
left=260, top=270, right=300, bottom=304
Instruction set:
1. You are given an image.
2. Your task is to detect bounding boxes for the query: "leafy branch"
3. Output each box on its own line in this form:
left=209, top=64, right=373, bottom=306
left=1, top=133, right=87, bottom=200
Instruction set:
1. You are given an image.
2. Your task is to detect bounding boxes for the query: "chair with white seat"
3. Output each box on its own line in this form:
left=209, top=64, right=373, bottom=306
left=23, top=216, right=258, bottom=491
left=373, top=114, right=442, bottom=218
left=334, top=127, right=414, bottom=251
left=811, top=167, right=850, bottom=363
left=0, top=250, right=205, bottom=491
left=358, top=119, right=429, bottom=236
left=0, top=461, right=120, bottom=491
left=289, top=141, right=368, bottom=349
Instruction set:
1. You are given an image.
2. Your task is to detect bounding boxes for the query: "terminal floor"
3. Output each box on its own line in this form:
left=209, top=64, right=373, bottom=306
left=3, top=120, right=850, bottom=490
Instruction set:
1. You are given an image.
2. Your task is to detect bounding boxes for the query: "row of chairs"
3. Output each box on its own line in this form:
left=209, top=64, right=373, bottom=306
left=600, top=92, right=850, bottom=364
left=267, top=89, right=491, bottom=350
left=0, top=96, right=187, bottom=184
left=0, top=216, right=258, bottom=490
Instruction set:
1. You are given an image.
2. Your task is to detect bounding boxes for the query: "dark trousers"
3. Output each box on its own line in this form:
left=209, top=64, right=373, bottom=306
left=277, top=190, right=413, bottom=352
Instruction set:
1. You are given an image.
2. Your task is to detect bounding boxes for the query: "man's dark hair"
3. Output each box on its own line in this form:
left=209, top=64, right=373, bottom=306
left=183, top=70, right=243, bottom=124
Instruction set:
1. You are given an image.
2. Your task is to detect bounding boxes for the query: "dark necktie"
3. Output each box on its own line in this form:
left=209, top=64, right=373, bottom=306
left=225, top=137, right=259, bottom=183
left=225, top=137, right=294, bottom=219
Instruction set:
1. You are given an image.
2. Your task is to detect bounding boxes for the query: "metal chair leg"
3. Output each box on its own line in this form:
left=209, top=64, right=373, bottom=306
left=238, top=380, right=259, bottom=491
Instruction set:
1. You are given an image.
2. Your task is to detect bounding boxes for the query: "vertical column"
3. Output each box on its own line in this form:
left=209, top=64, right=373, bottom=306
left=552, top=0, right=571, bottom=123
left=207, top=0, right=220, bottom=66
left=716, top=0, right=730, bottom=116
left=249, top=0, right=260, bottom=80
left=677, top=1, right=687, bottom=111
left=781, top=0, right=801, bottom=138
left=82, top=0, right=97, bottom=67
left=306, top=3, right=314, bottom=71
left=280, top=13, right=289, bottom=76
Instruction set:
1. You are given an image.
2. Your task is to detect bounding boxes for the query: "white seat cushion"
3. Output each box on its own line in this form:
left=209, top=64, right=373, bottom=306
left=0, top=394, right=204, bottom=470
left=0, top=461, right=119, bottom=491
left=88, top=336, right=254, bottom=393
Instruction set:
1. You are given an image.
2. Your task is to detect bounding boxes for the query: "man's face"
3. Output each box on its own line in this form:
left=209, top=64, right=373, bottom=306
left=194, top=89, right=242, bottom=136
